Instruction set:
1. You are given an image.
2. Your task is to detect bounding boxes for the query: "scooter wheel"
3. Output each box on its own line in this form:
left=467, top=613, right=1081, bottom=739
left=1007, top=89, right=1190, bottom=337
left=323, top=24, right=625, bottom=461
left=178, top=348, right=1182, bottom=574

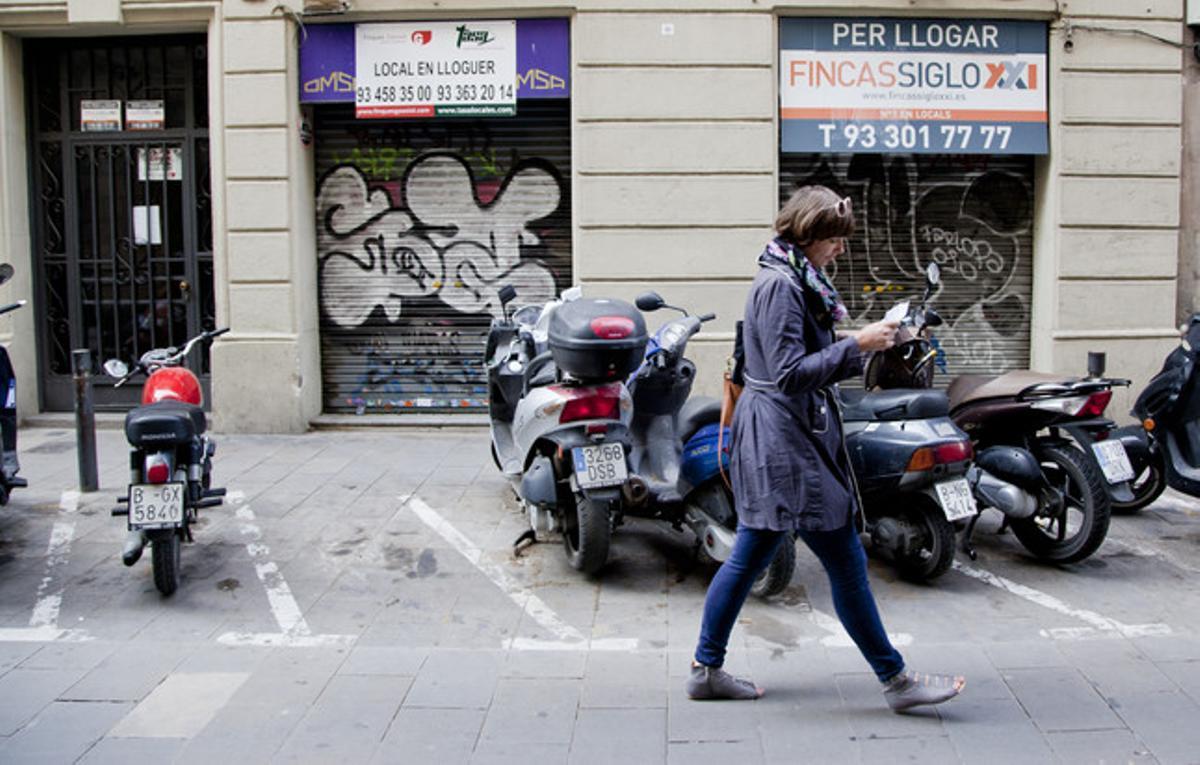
left=1012, top=443, right=1111, bottom=564
left=562, top=494, right=610, bottom=575
left=1112, top=452, right=1167, bottom=514
left=750, top=535, right=796, bottom=598
left=894, top=502, right=956, bottom=582
left=151, top=532, right=182, bottom=596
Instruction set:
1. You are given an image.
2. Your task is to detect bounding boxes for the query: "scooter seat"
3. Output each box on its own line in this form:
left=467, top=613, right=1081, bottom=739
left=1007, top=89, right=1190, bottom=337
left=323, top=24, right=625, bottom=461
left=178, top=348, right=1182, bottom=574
left=124, top=400, right=206, bottom=447
left=947, top=370, right=1066, bottom=410
left=839, top=388, right=949, bottom=421
left=676, top=396, right=721, bottom=442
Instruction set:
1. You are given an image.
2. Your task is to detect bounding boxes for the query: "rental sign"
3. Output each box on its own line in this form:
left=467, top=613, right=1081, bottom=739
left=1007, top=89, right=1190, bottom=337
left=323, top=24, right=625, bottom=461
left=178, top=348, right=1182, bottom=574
left=356, top=21, right=517, bottom=118
left=780, top=18, right=1048, bottom=154
left=299, top=19, right=569, bottom=111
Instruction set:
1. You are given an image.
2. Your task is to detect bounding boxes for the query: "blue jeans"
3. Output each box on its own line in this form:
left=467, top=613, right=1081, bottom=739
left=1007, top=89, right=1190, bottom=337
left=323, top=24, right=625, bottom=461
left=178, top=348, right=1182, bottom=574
left=693, top=522, right=905, bottom=683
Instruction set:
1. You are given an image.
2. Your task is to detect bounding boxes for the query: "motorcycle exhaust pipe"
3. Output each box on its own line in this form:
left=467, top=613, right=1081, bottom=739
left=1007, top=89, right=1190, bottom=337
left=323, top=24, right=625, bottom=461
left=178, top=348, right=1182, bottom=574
left=622, top=476, right=649, bottom=506
left=683, top=506, right=736, bottom=562
left=971, top=466, right=1038, bottom=519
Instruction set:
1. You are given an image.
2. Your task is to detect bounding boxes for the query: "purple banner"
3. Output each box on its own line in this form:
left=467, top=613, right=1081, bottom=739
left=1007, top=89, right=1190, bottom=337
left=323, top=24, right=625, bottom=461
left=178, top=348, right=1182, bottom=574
left=300, top=18, right=569, bottom=105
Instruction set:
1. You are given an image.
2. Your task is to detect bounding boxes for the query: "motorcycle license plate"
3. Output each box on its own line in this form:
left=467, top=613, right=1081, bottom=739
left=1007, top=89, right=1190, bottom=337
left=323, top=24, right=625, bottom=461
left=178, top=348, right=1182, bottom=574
left=128, top=483, right=185, bottom=529
left=934, top=478, right=978, bottom=522
left=572, top=443, right=628, bottom=489
left=1092, top=439, right=1135, bottom=484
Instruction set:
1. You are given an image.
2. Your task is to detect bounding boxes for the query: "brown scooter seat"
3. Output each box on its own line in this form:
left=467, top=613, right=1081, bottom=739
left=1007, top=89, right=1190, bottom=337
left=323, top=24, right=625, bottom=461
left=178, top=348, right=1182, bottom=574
left=948, top=371, right=1069, bottom=410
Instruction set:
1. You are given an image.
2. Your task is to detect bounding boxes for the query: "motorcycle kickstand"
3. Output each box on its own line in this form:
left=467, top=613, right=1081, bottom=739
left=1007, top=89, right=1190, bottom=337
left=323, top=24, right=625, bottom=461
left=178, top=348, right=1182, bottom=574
left=996, top=516, right=1010, bottom=536
left=961, top=514, right=980, bottom=561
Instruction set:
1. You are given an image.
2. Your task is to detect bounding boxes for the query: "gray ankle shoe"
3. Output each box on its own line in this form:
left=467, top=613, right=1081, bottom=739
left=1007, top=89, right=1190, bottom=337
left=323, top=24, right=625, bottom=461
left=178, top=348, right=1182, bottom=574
left=686, top=664, right=763, bottom=700
left=883, top=670, right=965, bottom=712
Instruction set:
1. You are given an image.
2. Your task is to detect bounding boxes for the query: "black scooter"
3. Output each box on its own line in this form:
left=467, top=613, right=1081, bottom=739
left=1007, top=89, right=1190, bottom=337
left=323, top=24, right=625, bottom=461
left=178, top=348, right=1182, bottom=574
left=840, top=264, right=977, bottom=581
left=0, top=263, right=26, bottom=505
left=869, top=263, right=1128, bottom=565
left=1103, top=314, right=1200, bottom=512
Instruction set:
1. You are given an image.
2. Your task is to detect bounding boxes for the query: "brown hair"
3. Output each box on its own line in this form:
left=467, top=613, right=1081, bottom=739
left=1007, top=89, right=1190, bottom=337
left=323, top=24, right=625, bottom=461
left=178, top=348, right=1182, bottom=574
left=774, top=185, right=855, bottom=245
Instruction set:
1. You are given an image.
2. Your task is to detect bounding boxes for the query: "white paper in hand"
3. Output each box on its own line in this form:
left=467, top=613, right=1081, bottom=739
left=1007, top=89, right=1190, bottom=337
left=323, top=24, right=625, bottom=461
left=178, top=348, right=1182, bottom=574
left=882, top=301, right=910, bottom=324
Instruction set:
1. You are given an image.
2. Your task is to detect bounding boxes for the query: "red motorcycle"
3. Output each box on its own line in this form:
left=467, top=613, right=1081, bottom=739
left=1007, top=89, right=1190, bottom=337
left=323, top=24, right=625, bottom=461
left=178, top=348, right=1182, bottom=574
left=105, top=327, right=228, bottom=595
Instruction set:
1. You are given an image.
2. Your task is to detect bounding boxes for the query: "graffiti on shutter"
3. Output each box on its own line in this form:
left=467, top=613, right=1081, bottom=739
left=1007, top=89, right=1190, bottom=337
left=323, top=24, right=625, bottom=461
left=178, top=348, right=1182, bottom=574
left=314, top=103, right=571, bottom=413
left=781, top=153, right=1034, bottom=378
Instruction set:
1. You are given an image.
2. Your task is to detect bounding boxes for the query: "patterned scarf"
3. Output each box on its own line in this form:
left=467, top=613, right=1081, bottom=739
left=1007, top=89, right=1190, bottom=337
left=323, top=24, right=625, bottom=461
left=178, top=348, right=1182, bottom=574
left=761, top=237, right=849, bottom=324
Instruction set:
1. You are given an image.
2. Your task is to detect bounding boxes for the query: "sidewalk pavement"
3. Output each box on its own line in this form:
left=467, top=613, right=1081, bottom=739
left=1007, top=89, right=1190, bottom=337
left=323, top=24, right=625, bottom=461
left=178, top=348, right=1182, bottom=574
left=0, top=425, right=1198, bottom=764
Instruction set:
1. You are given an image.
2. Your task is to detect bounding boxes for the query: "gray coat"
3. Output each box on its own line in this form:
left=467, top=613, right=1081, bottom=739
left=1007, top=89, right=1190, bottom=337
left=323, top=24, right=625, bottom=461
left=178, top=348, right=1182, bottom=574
left=729, top=255, right=864, bottom=532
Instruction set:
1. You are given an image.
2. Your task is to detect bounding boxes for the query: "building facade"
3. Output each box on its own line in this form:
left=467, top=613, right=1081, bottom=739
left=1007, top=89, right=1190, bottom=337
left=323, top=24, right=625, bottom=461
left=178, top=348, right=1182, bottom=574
left=0, top=0, right=1187, bottom=432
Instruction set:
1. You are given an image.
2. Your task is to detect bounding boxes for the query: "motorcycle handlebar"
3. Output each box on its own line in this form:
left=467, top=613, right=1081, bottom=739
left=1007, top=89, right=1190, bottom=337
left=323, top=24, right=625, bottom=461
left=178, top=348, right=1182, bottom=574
left=697, top=312, right=716, bottom=323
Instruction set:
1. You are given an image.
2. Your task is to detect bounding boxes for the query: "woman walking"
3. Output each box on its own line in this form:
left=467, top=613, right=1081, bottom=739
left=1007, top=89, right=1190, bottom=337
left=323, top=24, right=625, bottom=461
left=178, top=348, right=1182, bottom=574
left=686, top=185, right=965, bottom=712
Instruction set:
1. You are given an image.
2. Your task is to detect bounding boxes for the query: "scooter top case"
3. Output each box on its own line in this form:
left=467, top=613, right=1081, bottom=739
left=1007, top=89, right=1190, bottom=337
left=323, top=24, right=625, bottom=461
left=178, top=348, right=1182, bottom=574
left=548, top=298, right=647, bottom=382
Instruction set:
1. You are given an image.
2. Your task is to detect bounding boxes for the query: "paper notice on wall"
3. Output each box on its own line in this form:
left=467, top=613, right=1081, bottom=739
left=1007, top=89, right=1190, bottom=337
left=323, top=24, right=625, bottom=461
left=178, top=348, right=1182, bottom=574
left=132, top=205, right=162, bottom=245
left=81, top=99, right=122, bottom=131
left=126, top=100, right=165, bottom=130
left=137, top=147, right=183, bottom=181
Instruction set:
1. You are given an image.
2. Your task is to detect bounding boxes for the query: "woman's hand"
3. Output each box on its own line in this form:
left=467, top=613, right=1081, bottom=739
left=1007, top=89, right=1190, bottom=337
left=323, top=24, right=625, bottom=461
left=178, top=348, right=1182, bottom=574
left=854, top=320, right=899, bottom=353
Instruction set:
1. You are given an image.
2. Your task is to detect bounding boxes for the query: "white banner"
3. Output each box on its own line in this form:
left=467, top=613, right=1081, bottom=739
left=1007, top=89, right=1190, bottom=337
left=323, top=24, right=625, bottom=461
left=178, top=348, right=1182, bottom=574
left=355, top=21, right=517, bottom=119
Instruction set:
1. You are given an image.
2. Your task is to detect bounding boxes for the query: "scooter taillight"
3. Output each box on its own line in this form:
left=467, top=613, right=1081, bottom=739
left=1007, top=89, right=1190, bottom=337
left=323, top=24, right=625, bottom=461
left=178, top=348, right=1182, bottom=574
left=553, top=383, right=622, bottom=424
left=933, top=440, right=973, bottom=464
left=144, top=453, right=171, bottom=484
left=1080, top=390, right=1113, bottom=417
left=907, top=440, right=973, bottom=472
left=589, top=316, right=635, bottom=339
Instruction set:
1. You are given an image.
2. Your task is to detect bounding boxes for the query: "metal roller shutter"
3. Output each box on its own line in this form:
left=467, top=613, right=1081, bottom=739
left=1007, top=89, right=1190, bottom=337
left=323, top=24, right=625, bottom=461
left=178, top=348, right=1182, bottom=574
left=779, top=153, right=1035, bottom=381
left=313, top=101, right=572, bottom=413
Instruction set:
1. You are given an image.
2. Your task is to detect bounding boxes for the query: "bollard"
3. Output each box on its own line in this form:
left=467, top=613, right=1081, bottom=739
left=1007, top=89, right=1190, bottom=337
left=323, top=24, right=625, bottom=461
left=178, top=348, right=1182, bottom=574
left=72, top=349, right=98, bottom=492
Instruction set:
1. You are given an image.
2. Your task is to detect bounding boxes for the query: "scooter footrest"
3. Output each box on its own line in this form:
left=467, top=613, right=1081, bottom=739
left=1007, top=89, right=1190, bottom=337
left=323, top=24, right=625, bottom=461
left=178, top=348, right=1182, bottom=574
left=111, top=506, right=128, bottom=517
left=7, top=477, right=26, bottom=488
left=116, top=496, right=128, bottom=503
left=195, top=497, right=224, bottom=509
left=202, top=487, right=226, bottom=498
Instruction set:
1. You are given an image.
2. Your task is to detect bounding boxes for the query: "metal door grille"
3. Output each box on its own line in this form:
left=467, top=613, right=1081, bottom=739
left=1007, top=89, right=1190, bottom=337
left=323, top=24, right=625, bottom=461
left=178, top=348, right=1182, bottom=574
left=779, top=153, right=1035, bottom=382
left=313, top=101, right=573, bottom=414
left=26, top=36, right=213, bottom=410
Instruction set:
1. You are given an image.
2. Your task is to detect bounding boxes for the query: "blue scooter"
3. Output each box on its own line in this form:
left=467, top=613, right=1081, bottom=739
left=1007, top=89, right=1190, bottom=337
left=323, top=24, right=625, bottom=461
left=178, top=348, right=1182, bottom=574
left=624, top=292, right=795, bottom=598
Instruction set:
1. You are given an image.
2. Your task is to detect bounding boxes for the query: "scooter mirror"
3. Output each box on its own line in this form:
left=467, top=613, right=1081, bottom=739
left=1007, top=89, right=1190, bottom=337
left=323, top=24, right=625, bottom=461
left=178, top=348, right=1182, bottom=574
left=0, top=264, right=13, bottom=287
left=925, top=262, right=941, bottom=286
left=925, top=308, right=943, bottom=327
left=635, top=292, right=665, bottom=312
left=103, top=359, right=128, bottom=378
left=498, top=284, right=517, bottom=306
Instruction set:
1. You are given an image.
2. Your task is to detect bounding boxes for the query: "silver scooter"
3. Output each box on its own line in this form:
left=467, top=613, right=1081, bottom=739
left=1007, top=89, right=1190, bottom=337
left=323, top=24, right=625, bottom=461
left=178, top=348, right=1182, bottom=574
left=486, top=286, right=646, bottom=574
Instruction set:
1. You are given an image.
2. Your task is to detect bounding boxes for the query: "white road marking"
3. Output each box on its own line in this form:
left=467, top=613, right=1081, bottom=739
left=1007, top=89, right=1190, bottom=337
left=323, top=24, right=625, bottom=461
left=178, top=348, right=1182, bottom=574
left=810, top=606, right=914, bottom=648
left=0, top=491, right=92, bottom=643
left=404, top=495, right=638, bottom=652
left=775, top=598, right=913, bottom=648
left=59, top=490, right=80, bottom=514
left=109, top=672, right=249, bottom=738
left=29, top=521, right=75, bottom=629
left=216, top=504, right=354, bottom=648
left=953, top=561, right=1172, bottom=640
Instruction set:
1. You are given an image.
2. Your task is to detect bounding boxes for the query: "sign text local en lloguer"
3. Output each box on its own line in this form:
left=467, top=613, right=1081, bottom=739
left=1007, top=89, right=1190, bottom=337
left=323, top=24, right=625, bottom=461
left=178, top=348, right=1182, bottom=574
left=780, top=18, right=1048, bottom=154
left=355, top=21, right=517, bottom=119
